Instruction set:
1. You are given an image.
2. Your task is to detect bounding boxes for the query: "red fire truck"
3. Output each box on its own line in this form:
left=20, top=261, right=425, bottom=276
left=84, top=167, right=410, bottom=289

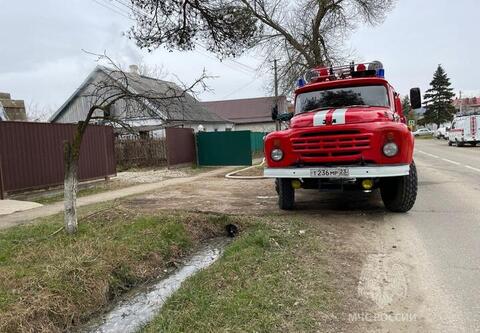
left=264, top=61, right=421, bottom=212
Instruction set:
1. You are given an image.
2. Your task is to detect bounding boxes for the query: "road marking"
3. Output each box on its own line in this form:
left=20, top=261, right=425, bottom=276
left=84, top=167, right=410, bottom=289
left=416, top=150, right=440, bottom=159
left=414, top=149, right=480, bottom=175
left=441, top=158, right=461, bottom=165
left=465, top=165, right=480, bottom=173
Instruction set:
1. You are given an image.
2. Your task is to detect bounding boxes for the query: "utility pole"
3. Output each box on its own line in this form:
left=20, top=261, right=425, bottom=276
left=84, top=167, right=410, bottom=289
left=274, top=59, right=279, bottom=130
left=459, top=90, right=463, bottom=114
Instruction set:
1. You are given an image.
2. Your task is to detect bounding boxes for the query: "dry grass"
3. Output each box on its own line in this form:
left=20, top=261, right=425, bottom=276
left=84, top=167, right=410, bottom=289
left=0, top=206, right=239, bottom=332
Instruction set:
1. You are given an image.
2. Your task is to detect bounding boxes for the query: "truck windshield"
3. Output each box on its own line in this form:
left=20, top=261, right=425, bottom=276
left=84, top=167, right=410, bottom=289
left=295, top=85, right=389, bottom=114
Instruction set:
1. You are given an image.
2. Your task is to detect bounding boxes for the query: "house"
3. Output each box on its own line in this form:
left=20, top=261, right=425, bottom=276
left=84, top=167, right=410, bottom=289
left=201, top=96, right=288, bottom=132
left=453, top=96, right=480, bottom=113
left=0, top=93, right=27, bottom=121
left=49, top=66, right=232, bottom=136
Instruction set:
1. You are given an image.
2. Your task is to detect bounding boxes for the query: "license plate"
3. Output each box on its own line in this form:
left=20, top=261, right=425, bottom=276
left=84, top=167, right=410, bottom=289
left=310, top=167, right=350, bottom=177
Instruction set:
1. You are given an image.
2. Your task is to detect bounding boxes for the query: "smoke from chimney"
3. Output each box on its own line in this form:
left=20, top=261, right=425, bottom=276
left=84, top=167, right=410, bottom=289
left=129, top=64, right=139, bottom=74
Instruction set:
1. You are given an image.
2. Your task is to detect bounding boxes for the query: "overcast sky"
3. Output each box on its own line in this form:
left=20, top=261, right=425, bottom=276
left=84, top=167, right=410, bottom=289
left=1, top=0, right=479, bottom=118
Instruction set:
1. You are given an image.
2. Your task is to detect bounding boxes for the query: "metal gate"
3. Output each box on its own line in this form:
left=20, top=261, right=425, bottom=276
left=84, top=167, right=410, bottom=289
left=196, top=131, right=266, bottom=166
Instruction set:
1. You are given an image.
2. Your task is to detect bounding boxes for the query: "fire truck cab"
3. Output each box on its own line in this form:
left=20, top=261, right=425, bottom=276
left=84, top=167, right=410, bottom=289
left=264, top=61, right=421, bottom=212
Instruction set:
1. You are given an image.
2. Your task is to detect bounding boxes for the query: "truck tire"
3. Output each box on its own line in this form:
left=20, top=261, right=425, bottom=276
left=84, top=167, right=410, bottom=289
left=278, top=178, right=294, bottom=210
left=380, top=162, right=417, bottom=213
left=448, top=140, right=453, bottom=146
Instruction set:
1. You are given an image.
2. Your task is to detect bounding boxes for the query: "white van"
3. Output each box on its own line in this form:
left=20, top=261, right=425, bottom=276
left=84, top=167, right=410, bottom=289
left=448, top=114, right=480, bottom=146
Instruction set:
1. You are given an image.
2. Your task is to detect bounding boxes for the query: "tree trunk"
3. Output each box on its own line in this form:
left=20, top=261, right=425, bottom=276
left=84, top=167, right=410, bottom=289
left=64, top=142, right=79, bottom=235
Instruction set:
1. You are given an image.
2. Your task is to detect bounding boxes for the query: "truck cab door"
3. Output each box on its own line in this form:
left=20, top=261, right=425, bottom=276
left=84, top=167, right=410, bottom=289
left=394, top=96, right=405, bottom=123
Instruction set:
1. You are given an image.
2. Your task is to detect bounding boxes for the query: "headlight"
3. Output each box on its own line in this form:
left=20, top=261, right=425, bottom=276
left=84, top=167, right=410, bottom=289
left=383, top=142, right=398, bottom=157
left=271, top=148, right=283, bottom=161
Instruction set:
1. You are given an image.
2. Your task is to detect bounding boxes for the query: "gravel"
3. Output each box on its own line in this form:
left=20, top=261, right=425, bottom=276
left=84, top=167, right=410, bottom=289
left=115, top=169, right=190, bottom=184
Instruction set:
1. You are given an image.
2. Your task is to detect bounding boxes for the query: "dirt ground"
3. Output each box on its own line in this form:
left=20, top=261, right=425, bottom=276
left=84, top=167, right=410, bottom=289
left=122, top=172, right=426, bottom=332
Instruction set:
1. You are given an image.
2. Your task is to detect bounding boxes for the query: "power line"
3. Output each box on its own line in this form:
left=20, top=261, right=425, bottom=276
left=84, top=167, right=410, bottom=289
left=91, top=0, right=131, bottom=19
left=221, top=77, right=259, bottom=99
left=192, top=42, right=256, bottom=76
left=110, top=0, right=141, bottom=16
left=102, top=0, right=133, bottom=17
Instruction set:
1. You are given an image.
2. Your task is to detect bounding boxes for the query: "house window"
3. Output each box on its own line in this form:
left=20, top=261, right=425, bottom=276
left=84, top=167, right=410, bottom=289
left=139, top=131, right=149, bottom=139
left=214, top=128, right=218, bottom=132
left=225, top=128, right=232, bottom=131
left=104, top=105, right=111, bottom=119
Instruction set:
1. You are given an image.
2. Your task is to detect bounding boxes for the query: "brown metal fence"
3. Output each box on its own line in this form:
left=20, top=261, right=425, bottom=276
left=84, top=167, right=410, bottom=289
left=166, top=128, right=196, bottom=166
left=0, top=121, right=116, bottom=198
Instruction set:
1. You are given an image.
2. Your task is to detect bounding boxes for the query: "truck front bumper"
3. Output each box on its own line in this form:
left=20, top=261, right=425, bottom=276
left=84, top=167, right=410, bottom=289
left=264, top=164, right=410, bottom=179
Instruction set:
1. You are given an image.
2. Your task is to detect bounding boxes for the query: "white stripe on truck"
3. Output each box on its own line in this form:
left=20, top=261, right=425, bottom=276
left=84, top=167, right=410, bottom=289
left=332, top=108, right=348, bottom=124
left=313, top=110, right=329, bottom=126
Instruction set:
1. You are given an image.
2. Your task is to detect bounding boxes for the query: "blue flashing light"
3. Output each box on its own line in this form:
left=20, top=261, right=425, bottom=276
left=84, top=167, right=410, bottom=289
left=297, top=77, right=306, bottom=87
left=377, top=68, right=385, bottom=78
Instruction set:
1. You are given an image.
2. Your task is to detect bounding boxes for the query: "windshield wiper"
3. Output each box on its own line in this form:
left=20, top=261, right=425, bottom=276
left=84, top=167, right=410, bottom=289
left=302, top=106, right=332, bottom=113
left=336, top=105, right=372, bottom=108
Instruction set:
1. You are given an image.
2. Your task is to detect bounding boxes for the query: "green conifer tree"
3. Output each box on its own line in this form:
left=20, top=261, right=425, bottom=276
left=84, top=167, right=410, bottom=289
left=423, top=65, right=455, bottom=126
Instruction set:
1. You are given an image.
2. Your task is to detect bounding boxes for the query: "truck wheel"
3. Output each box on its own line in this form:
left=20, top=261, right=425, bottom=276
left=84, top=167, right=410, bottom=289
left=278, top=178, right=294, bottom=210
left=448, top=140, right=453, bottom=146
left=380, top=162, right=417, bottom=213
left=275, top=178, right=279, bottom=194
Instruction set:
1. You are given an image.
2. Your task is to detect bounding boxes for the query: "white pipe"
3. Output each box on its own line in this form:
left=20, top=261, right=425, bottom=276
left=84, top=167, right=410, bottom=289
left=225, top=159, right=266, bottom=179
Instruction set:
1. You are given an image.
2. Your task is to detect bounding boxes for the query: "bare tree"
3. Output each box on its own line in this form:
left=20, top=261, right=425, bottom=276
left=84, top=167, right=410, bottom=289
left=63, top=53, right=210, bottom=234
left=137, top=63, right=169, bottom=79
left=27, top=101, right=54, bottom=122
left=128, top=0, right=395, bottom=93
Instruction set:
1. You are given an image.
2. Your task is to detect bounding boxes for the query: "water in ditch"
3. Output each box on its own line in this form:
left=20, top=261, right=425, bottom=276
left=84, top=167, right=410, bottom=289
left=84, top=237, right=230, bottom=333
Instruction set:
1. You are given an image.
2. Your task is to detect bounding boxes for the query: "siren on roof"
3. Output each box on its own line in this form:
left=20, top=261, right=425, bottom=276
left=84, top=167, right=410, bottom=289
left=299, top=61, right=385, bottom=86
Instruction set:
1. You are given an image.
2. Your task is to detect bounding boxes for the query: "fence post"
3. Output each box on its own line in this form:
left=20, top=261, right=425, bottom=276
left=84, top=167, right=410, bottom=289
left=103, top=127, right=108, bottom=180
left=0, top=154, right=5, bottom=200
left=165, top=128, right=171, bottom=169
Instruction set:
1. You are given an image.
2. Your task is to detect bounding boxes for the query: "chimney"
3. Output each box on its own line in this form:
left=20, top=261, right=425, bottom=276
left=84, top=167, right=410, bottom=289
left=129, top=64, right=139, bottom=74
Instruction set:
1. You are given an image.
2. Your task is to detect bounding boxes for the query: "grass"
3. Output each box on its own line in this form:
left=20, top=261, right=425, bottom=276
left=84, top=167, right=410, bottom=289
left=141, top=218, right=337, bottom=333
left=0, top=207, right=238, bottom=332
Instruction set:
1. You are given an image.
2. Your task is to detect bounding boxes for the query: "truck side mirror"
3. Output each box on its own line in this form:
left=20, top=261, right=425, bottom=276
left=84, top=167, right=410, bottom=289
left=410, top=88, right=422, bottom=109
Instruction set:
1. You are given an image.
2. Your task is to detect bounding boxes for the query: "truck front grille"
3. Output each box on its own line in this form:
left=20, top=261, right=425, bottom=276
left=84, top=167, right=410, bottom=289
left=290, top=130, right=373, bottom=163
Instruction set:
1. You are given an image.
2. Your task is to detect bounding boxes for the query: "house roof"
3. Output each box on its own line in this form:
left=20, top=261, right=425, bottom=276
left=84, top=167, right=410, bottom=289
left=50, top=66, right=230, bottom=124
left=201, top=96, right=287, bottom=124
left=453, top=97, right=480, bottom=108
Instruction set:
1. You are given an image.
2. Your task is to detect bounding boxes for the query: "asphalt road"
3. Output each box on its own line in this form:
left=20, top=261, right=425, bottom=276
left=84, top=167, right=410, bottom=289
left=405, top=138, right=480, bottom=332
